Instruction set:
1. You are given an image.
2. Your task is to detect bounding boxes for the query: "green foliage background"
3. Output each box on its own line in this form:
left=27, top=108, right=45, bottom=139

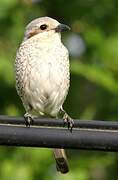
left=0, top=0, right=118, bottom=179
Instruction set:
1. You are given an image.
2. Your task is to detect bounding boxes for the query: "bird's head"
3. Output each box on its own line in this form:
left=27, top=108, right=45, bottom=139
left=24, top=17, right=70, bottom=41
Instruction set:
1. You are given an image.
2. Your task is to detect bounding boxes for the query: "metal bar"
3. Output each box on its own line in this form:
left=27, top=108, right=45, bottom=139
left=0, top=115, right=118, bottom=130
left=0, top=124, right=118, bottom=151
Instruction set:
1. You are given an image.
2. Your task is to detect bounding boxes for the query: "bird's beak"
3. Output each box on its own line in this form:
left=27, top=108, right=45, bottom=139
left=55, top=24, right=70, bottom=32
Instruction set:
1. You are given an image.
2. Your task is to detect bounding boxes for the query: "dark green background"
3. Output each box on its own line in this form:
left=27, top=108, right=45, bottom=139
left=0, top=0, right=118, bottom=179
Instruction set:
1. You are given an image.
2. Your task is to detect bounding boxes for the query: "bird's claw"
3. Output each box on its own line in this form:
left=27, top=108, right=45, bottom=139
left=63, top=114, right=74, bottom=132
left=24, top=113, right=34, bottom=127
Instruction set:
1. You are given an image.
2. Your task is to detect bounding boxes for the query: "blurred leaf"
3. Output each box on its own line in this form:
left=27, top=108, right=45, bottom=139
left=100, top=35, right=118, bottom=72
left=0, top=0, right=17, bottom=19
left=71, top=61, right=118, bottom=94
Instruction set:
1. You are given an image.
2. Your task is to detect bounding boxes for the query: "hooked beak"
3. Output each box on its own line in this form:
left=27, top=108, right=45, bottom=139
left=55, top=24, right=70, bottom=32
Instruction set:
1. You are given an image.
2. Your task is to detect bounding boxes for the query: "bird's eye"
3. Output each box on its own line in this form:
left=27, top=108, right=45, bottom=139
left=40, top=24, right=48, bottom=30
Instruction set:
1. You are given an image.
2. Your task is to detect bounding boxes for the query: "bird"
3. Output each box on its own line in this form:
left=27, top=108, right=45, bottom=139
left=15, top=16, right=74, bottom=174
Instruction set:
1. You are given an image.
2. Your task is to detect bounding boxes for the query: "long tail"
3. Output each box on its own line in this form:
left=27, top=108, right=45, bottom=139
left=53, top=148, right=69, bottom=173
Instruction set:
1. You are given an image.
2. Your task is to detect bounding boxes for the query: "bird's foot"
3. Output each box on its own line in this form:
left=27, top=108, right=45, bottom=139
left=59, top=107, right=74, bottom=132
left=63, top=113, right=74, bottom=132
left=24, top=113, right=34, bottom=127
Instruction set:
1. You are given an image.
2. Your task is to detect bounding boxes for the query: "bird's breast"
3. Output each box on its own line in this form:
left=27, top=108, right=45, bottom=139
left=16, top=39, right=69, bottom=116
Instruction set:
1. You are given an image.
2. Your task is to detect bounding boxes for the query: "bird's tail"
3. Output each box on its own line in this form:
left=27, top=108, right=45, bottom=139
left=53, top=148, right=69, bottom=174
